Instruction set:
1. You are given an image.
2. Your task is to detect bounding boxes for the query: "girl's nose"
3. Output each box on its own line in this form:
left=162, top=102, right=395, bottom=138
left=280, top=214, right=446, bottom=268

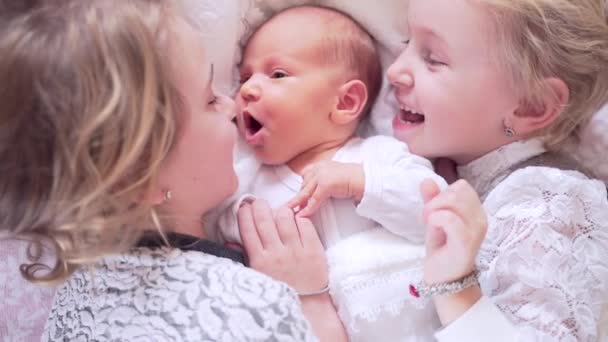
left=387, top=52, right=414, bottom=89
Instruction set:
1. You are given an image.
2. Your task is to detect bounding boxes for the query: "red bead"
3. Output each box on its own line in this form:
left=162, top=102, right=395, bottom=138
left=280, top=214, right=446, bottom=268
left=409, top=284, right=420, bottom=298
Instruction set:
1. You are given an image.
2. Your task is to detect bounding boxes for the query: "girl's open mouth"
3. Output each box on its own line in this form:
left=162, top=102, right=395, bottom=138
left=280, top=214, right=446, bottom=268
left=398, top=107, right=425, bottom=124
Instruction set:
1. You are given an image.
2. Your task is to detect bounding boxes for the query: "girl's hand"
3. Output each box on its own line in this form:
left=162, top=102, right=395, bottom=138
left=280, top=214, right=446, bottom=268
left=238, top=199, right=328, bottom=294
left=287, top=161, right=364, bottom=217
left=420, top=179, right=487, bottom=285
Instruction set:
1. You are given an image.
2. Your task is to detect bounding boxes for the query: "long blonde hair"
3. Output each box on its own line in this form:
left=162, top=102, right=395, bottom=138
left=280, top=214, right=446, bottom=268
left=0, top=0, right=185, bottom=283
left=479, top=0, right=608, bottom=149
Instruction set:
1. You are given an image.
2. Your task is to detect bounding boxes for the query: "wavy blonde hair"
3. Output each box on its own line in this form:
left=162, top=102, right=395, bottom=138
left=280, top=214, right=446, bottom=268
left=478, top=0, right=608, bottom=149
left=0, top=0, right=186, bottom=283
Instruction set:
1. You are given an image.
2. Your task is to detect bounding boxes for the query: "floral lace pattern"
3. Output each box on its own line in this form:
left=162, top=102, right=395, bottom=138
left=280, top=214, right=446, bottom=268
left=326, top=228, right=440, bottom=341
left=0, top=239, right=56, bottom=342
left=43, top=248, right=316, bottom=341
left=459, top=139, right=608, bottom=341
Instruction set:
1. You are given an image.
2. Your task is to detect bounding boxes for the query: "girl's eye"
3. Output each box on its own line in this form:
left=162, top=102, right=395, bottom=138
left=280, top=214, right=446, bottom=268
left=424, top=56, right=447, bottom=67
left=271, top=71, right=287, bottom=79
left=422, top=50, right=447, bottom=67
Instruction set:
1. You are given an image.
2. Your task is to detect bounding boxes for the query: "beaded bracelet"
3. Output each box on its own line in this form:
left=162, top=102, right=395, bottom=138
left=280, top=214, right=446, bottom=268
left=297, top=284, right=330, bottom=297
left=409, top=270, right=479, bottom=298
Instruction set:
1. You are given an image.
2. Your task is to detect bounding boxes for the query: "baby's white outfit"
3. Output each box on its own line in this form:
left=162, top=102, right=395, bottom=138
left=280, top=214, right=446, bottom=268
left=219, top=135, right=447, bottom=341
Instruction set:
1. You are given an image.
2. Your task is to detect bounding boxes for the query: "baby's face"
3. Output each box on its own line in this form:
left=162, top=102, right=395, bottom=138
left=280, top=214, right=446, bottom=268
left=388, top=0, right=520, bottom=164
left=236, top=13, right=346, bottom=165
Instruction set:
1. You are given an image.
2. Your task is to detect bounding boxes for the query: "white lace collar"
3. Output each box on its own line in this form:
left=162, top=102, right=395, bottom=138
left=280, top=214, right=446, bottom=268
left=457, top=139, right=546, bottom=198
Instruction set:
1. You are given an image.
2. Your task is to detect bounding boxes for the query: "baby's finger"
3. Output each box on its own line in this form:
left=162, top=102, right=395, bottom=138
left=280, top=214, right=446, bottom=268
left=286, top=182, right=316, bottom=209
left=300, top=163, right=318, bottom=178
left=274, top=206, right=300, bottom=246
left=251, top=199, right=282, bottom=249
left=238, top=203, right=263, bottom=256
left=296, top=187, right=328, bottom=217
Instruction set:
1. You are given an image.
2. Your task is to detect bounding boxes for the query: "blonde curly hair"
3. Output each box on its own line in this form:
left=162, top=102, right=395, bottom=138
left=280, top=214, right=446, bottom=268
left=0, top=0, right=187, bottom=283
left=479, top=0, right=608, bottom=149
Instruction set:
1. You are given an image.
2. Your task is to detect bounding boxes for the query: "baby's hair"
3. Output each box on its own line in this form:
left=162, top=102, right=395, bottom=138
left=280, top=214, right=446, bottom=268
left=254, top=5, right=383, bottom=118
left=0, top=0, right=186, bottom=283
left=306, top=6, right=382, bottom=117
left=479, top=0, right=608, bottom=149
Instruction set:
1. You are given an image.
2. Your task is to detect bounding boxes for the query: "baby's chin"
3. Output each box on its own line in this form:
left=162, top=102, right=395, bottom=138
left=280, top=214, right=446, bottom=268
left=254, top=149, right=292, bottom=166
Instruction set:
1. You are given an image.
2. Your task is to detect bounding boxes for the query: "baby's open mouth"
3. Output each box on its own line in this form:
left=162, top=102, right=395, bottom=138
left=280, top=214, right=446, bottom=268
left=399, top=106, right=425, bottom=124
left=243, top=111, right=264, bottom=137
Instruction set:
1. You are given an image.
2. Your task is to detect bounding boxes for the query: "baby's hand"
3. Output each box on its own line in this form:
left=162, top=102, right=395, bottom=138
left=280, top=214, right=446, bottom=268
left=420, top=179, right=487, bottom=285
left=287, top=161, right=364, bottom=217
left=238, top=200, right=328, bottom=295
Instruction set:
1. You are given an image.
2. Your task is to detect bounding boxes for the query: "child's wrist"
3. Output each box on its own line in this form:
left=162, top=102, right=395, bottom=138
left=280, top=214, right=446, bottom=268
left=297, top=283, right=330, bottom=297
left=432, top=284, right=482, bottom=326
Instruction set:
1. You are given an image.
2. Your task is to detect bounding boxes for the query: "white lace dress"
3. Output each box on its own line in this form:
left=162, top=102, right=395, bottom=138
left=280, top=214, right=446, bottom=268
left=0, top=239, right=56, bottom=342
left=43, top=247, right=317, bottom=342
left=436, top=139, right=608, bottom=341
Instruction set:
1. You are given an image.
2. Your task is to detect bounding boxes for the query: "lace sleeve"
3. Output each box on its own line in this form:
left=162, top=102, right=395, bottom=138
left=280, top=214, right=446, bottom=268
left=0, top=239, right=56, bottom=342
left=43, top=249, right=317, bottom=341
left=476, top=168, right=608, bottom=341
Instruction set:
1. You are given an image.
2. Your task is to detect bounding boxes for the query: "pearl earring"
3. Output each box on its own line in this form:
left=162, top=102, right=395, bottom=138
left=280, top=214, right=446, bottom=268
left=503, top=121, right=516, bottom=138
left=163, top=190, right=172, bottom=202
left=504, top=127, right=516, bottom=138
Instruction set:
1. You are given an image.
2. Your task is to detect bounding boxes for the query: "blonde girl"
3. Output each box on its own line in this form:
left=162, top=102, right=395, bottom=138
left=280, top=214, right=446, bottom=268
left=388, top=0, right=608, bottom=340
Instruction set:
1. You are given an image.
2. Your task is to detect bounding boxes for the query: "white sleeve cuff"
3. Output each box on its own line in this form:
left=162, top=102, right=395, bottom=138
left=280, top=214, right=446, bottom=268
left=357, top=161, right=382, bottom=215
left=435, top=296, right=515, bottom=342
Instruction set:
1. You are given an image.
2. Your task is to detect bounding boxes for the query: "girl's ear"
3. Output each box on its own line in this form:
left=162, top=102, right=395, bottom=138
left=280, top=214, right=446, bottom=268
left=330, top=80, right=368, bottom=125
left=509, top=77, right=569, bottom=136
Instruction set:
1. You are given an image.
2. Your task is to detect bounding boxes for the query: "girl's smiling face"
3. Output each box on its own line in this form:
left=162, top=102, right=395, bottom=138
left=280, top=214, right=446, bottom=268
left=388, top=0, right=520, bottom=164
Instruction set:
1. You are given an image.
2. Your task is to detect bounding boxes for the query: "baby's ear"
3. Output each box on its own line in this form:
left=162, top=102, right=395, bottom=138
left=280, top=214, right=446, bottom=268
left=510, top=77, right=569, bottom=136
left=330, top=80, right=368, bottom=125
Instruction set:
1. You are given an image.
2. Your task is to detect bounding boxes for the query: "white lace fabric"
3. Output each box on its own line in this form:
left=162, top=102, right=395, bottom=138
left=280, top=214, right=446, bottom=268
left=0, top=239, right=56, bottom=342
left=43, top=248, right=317, bottom=342
left=451, top=139, right=608, bottom=341
left=326, top=228, right=441, bottom=341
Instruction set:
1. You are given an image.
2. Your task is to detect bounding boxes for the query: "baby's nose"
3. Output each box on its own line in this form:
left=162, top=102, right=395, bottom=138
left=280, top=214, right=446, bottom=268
left=239, top=77, right=261, bottom=102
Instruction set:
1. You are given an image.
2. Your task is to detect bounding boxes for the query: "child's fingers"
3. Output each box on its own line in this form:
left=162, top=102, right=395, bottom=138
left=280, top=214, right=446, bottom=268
left=295, top=216, right=324, bottom=251
left=426, top=209, right=469, bottom=248
left=420, top=178, right=442, bottom=204
left=251, top=199, right=282, bottom=249
left=286, top=182, right=316, bottom=209
left=238, top=203, right=263, bottom=256
left=423, top=180, right=480, bottom=224
left=296, top=187, right=327, bottom=217
left=274, top=206, right=300, bottom=247
left=426, top=225, right=448, bottom=251
left=300, top=164, right=317, bottom=178
left=421, top=178, right=442, bottom=203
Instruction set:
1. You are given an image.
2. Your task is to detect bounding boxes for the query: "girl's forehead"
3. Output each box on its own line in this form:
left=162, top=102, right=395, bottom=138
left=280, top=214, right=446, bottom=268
left=408, top=0, right=498, bottom=55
